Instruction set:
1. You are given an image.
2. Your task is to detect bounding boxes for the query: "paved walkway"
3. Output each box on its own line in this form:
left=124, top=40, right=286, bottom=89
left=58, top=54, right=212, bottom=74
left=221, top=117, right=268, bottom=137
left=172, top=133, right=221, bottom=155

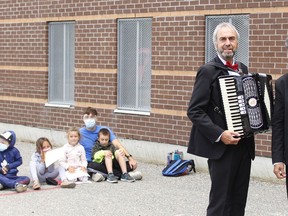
left=0, top=142, right=288, bottom=216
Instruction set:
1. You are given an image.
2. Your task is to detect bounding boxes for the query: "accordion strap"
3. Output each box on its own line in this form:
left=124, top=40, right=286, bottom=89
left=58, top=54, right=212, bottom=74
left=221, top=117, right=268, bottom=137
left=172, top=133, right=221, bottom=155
left=205, top=61, right=247, bottom=116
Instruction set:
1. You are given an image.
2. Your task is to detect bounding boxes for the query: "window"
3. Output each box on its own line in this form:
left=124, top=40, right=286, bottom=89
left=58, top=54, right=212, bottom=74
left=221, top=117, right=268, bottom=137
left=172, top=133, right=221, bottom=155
left=117, top=18, right=152, bottom=114
left=47, top=21, right=75, bottom=107
left=205, top=15, right=249, bottom=66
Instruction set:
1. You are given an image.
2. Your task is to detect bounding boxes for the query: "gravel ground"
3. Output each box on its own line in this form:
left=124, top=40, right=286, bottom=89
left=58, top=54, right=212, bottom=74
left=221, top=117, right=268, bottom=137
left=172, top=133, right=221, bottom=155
left=0, top=142, right=287, bottom=216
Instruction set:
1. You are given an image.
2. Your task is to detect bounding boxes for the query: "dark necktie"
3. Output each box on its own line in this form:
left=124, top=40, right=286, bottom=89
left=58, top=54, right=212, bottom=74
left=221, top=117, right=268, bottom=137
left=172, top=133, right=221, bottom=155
left=225, top=61, right=239, bottom=71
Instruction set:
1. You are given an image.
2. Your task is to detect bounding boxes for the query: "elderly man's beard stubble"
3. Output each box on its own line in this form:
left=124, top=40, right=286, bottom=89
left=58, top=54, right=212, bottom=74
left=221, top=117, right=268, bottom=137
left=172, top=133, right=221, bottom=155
left=218, top=49, right=235, bottom=61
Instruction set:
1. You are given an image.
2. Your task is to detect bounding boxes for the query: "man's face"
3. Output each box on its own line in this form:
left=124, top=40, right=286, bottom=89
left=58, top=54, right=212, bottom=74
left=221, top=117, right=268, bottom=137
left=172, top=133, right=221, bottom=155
left=216, top=27, right=238, bottom=61
left=83, top=113, right=97, bottom=130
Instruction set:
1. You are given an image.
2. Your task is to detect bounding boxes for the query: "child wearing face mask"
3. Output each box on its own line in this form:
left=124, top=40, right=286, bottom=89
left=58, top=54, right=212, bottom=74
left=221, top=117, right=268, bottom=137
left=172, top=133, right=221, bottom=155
left=29, top=137, right=59, bottom=190
left=58, top=127, right=88, bottom=188
left=0, top=130, right=30, bottom=193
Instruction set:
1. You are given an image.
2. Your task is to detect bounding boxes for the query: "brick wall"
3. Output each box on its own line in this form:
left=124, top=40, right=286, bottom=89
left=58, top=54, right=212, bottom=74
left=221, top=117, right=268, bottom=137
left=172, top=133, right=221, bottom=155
left=1, top=0, right=288, bottom=157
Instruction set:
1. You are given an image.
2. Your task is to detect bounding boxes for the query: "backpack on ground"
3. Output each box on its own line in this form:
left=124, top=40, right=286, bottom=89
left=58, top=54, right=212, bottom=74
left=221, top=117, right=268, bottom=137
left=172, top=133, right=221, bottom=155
left=162, top=159, right=196, bottom=177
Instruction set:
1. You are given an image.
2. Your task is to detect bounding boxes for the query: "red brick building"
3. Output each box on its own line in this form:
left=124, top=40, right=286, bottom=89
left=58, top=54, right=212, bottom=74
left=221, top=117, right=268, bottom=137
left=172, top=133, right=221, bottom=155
left=0, top=0, right=287, bottom=162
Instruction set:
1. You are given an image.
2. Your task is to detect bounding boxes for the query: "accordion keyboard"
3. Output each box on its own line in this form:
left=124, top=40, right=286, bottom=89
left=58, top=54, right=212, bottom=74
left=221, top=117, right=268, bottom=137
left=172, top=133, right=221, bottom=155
left=219, top=76, right=245, bottom=135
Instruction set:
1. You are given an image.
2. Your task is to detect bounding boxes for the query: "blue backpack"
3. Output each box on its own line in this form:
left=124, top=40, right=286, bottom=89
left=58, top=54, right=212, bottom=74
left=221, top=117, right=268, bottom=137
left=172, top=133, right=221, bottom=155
left=162, top=159, right=196, bottom=177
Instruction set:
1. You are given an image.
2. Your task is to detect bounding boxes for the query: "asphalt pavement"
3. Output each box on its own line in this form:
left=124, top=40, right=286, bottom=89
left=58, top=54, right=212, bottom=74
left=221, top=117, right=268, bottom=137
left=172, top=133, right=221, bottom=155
left=0, top=142, right=288, bottom=216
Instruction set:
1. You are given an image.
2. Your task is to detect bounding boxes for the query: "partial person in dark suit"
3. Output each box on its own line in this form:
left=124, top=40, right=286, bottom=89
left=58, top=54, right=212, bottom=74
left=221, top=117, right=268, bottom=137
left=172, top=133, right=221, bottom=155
left=187, top=22, right=255, bottom=216
left=272, top=73, right=288, bottom=196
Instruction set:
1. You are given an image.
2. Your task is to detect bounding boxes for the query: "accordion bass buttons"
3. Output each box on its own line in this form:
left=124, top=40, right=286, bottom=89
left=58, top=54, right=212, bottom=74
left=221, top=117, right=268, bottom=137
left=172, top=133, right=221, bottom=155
left=238, top=95, right=246, bottom=114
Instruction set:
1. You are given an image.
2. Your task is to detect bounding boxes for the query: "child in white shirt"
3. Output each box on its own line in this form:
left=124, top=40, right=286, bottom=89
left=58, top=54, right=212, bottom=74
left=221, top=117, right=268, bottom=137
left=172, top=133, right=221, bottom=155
left=58, top=127, right=88, bottom=188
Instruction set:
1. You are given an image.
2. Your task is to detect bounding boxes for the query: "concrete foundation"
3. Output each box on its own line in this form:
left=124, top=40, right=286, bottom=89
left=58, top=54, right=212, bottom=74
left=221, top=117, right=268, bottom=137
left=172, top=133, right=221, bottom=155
left=0, top=122, right=275, bottom=180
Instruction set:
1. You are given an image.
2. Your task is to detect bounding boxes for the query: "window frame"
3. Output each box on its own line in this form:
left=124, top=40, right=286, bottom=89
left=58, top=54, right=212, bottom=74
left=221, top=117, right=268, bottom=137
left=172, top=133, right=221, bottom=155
left=46, top=21, right=75, bottom=108
left=116, top=18, right=152, bottom=115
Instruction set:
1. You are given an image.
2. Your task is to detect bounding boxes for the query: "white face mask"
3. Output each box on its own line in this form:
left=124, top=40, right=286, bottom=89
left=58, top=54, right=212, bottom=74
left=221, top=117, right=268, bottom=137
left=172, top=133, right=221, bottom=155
left=0, top=143, right=8, bottom=152
left=84, top=118, right=96, bottom=129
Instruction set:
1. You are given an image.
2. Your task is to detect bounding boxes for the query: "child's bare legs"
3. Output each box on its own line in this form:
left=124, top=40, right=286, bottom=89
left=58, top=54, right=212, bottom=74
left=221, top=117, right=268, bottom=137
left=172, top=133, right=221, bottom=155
left=104, top=154, right=113, bottom=174
left=115, top=150, right=135, bottom=182
left=115, top=149, right=127, bottom=173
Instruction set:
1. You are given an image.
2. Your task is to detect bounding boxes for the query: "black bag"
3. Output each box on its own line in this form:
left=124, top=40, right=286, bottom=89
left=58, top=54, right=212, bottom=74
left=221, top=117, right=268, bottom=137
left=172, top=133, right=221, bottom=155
left=162, top=159, right=196, bottom=177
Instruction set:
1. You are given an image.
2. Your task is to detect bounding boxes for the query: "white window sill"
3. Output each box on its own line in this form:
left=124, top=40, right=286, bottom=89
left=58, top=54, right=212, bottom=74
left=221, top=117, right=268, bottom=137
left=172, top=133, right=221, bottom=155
left=114, top=109, right=150, bottom=116
left=44, top=103, right=74, bottom=109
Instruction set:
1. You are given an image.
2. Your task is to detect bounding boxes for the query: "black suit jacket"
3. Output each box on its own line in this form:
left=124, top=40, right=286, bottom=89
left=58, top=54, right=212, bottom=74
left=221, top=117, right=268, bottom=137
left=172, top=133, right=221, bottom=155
left=272, top=73, right=288, bottom=164
left=187, top=56, right=255, bottom=160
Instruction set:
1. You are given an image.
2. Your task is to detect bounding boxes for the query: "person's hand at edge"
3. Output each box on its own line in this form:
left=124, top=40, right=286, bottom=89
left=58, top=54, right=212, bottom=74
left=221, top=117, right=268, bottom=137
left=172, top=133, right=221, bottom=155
left=273, top=162, right=286, bottom=179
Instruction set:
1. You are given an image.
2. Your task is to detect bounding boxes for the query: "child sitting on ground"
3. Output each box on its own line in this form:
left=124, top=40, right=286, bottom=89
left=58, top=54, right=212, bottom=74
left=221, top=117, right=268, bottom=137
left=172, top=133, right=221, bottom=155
left=92, top=128, right=135, bottom=183
left=29, top=137, right=59, bottom=190
left=0, top=131, right=30, bottom=193
left=58, top=127, right=88, bottom=188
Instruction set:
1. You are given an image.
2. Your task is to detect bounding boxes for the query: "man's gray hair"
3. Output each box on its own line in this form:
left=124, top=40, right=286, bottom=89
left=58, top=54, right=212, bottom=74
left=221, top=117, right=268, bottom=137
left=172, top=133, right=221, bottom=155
left=212, top=22, right=240, bottom=50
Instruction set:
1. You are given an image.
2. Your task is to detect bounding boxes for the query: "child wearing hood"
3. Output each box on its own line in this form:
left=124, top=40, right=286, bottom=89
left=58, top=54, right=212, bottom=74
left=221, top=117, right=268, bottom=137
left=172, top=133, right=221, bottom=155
left=0, top=131, right=30, bottom=193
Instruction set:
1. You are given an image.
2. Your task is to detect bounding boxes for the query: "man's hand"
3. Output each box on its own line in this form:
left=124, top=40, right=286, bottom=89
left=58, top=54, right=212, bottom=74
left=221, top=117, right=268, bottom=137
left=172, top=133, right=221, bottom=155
left=128, top=157, right=137, bottom=170
left=273, top=163, right=286, bottom=179
left=220, top=130, right=241, bottom=145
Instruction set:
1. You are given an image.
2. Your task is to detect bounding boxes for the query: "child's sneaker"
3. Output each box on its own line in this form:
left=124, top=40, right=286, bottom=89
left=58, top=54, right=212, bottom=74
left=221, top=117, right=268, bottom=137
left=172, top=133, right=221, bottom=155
left=121, top=173, right=135, bottom=182
left=15, top=183, right=27, bottom=193
left=0, top=183, right=3, bottom=190
left=60, top=180, right=76, bottom=189
left=128, top=171, right=143, bottom=180
left=107, top=173, right=118, bottom=183
left=32, top=180, right=41, bottom=190
left=92, top=173, right=105, bottom=182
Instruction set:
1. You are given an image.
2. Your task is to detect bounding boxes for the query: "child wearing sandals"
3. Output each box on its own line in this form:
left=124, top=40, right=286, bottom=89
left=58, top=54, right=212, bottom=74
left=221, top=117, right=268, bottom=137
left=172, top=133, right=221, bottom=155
left=29, top=137, right=59, bottom=190
left=58, top=127, right=88, bottom=188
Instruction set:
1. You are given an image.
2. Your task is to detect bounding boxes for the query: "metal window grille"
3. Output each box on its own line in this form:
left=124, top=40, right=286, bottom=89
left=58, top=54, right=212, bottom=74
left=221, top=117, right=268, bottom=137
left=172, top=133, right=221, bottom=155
left=117, top=18, right=152, bottom=112
left=205, top=15, right=250, bottom=66
left=48, top=22, right=75, bottom=105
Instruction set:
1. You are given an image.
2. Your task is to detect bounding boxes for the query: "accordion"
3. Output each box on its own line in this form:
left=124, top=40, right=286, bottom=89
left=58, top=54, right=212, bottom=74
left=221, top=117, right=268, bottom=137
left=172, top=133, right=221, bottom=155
left=218, top=73, right=273, bottom=137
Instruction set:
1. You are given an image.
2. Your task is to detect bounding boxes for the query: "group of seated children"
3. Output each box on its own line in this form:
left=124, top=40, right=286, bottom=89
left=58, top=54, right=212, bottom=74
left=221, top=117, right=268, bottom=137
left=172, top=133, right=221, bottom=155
left=0, top=127, right=141, bottom=193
